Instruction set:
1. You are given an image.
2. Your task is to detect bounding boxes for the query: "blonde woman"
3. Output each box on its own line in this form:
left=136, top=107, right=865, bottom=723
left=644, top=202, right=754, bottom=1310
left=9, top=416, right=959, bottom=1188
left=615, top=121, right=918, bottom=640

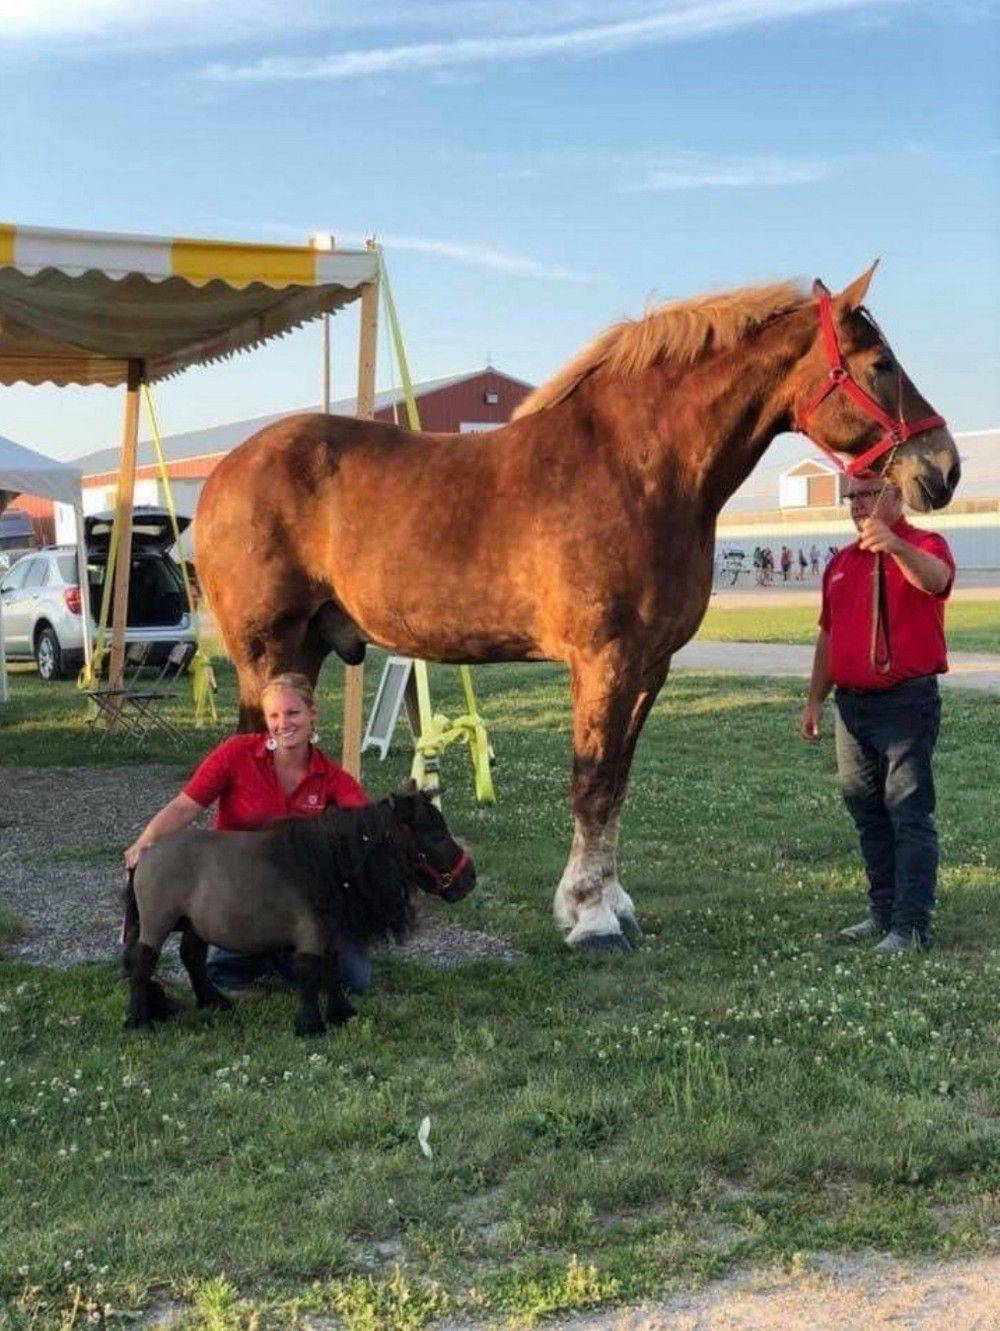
left=124, top=673, right=371, bottom=992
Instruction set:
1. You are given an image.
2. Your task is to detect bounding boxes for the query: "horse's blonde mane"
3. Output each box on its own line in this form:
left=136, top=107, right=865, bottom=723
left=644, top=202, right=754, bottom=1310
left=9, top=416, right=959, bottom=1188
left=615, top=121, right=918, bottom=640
left=512, top=279, right=808, bottom=419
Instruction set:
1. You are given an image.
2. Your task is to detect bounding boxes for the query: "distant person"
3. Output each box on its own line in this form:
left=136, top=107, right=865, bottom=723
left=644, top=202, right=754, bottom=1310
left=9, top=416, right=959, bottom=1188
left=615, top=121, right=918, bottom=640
left=797, top=548, right=808, bottom=580
left=809, top=544, right=821, bottom=577
left=824, top=545, right=838, bottom=568
left=780, top=546, right=792, bottom=582
left=797, top=473, right=954, bottom=955
left=761, top=548, right=774, bottom=585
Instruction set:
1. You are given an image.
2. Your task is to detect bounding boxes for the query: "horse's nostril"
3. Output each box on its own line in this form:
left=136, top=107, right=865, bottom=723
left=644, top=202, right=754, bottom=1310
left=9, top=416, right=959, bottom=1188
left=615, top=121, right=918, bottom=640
left=946, top=462, right=961, bottom=493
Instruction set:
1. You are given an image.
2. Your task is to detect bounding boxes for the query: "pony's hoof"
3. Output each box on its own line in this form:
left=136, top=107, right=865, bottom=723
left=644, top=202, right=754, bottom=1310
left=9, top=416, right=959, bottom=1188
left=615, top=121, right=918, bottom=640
left=198, top=992, right=234, bottom=1013
left=569, top=931, right=632, bottom=954
left=294, top=1017, right=327, bottom=1038
left=327, top=1003, right=356, bottom=1027
left=123, top=1016, right=154, bottom=1032
left=147, top=983, right=180, bottom=1021
left=616, top=912, right=642, bottom=942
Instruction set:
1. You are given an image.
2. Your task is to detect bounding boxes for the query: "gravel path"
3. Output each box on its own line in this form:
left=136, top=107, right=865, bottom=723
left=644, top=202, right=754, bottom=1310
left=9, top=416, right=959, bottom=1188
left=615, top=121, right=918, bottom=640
left=435, top=1253, right=1000, bottom=1331
left=0, top=765, right=518, bottom=971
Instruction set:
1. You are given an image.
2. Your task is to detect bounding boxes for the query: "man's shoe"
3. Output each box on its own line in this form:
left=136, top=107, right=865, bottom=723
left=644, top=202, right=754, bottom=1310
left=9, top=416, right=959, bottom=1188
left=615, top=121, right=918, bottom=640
left=838, top=916, right=888, bottom=944
left=871, top=928, right=929, bottom=956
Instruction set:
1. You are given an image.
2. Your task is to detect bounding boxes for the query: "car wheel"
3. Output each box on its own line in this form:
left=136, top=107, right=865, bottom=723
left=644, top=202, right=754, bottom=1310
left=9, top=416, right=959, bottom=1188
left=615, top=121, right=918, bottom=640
left=35, top=627, right=63, bottom=681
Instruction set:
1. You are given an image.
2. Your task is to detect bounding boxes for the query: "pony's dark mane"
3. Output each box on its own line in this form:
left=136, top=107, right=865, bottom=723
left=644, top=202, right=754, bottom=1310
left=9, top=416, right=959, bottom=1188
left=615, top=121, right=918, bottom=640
left=268, top=801, right=415, bottom=946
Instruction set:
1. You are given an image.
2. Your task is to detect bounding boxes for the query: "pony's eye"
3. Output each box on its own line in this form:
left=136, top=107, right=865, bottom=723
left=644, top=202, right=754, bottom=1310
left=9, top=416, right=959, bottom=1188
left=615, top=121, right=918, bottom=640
left=872, top=357, right=894, bottom=375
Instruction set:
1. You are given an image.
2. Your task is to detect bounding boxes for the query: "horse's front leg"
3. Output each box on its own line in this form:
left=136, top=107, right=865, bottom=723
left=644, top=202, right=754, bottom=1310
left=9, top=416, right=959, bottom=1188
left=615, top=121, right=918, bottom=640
left=598, top=663, right=669, bottom=941
left=323, top=950, right=356, bottom=1027
left=291, top=952, right=326, bottom=1037
left=554, top=651, right=658, bottom=952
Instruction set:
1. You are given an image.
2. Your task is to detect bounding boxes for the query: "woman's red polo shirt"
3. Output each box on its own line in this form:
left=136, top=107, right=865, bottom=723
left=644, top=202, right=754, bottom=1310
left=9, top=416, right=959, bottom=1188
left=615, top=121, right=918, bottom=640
left=819, top=519, right=954, bottom=691
left=183, top=734, right=368, bottom=830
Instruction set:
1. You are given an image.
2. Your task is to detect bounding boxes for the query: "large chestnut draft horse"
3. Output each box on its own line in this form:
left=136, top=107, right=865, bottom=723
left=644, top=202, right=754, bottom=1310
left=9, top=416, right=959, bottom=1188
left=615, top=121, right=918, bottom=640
left=197, top=266, right=960, bottom=953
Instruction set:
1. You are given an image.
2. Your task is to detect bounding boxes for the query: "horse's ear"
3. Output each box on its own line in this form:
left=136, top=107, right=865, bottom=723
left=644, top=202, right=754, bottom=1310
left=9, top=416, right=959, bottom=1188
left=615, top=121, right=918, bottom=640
left=398, top=778, right=419, bottom=797
left=812, top=278, right=831, bottom=299
left=836, top=260, right=879, bottom=312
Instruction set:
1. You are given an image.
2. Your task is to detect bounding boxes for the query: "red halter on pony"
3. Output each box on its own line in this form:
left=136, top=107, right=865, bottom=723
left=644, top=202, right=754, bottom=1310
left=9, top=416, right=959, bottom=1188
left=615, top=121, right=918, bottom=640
left=796, top=292, right=946, bottom=477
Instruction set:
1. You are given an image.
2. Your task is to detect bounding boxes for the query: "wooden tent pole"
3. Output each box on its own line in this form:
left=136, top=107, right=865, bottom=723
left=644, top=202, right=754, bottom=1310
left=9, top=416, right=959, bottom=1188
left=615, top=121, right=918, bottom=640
left=107, top=359, right=143, bottom=696
left=341, top=251, right=379, bottom=778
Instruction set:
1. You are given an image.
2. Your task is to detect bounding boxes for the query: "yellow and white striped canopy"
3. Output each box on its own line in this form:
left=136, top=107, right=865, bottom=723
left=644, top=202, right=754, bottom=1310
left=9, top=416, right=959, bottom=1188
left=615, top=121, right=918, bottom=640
left=0, top=223, right=378, bottom=387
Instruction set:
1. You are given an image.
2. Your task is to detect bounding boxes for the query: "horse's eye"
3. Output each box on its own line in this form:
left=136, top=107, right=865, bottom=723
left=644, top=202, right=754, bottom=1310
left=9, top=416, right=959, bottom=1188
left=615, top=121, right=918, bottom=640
left=872, top=357, right=894, bottom=375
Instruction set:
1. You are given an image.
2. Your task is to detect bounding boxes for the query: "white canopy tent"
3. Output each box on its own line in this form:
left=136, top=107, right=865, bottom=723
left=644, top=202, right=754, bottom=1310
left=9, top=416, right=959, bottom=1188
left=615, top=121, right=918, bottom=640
left=0, top=433, right=92, bottom=702
left=0, top=222, right=380, bottom=765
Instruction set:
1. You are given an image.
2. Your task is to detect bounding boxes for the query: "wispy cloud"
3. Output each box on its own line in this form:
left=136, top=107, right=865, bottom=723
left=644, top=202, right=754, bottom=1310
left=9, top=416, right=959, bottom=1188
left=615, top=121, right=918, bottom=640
left=374, top=233, right=590, bottom=281
left=214, top=218, right=589, bottom=280
left=633, top=154, right=835, bottom=189
left=202, top=0, right=910, bottom=83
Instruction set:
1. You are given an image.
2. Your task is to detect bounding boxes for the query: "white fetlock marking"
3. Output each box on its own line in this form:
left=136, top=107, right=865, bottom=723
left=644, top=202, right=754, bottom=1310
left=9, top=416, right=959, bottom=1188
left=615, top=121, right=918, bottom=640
left=554, top=820, right=603, bottom=931
left=554, top=837, right=586, bottom=930
left=566, top=901, right=625, bottom=947
left=604, top=880, right=636, bottom=918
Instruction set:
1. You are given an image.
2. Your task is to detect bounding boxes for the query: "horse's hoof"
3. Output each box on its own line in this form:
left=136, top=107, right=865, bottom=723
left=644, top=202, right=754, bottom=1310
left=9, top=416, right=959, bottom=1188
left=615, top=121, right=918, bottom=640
left=616, top=912, right=642, bottom=942
left=294, top=1018, right=327, bottom=1038
left=327, top=1004, right=356, bottom=1027
left=123, top=1016, right=154, bottom=1032
left=569, top=931, right=632, bottom=954
left=198, top=991, right=234, bottom=1013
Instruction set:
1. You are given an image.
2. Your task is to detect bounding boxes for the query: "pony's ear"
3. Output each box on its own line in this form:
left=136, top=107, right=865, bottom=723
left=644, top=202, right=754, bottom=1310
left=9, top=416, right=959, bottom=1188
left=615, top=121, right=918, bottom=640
left=812, top=278, right=831, bottom=299
left=836, top=260, right=879, bottom=312
left=398, top=778, right=419, bottom=797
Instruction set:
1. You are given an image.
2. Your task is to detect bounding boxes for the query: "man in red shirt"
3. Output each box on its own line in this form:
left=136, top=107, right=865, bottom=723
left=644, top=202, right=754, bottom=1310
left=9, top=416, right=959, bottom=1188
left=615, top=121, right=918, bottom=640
left=798, top=472, right=954, bottom=954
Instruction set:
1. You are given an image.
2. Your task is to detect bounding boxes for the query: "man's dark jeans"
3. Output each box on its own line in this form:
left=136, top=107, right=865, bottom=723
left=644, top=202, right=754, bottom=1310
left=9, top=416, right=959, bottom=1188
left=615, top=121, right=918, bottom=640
left=206, top=946, right=371, bottom=995
left=834, top=675, right=941, bottom=938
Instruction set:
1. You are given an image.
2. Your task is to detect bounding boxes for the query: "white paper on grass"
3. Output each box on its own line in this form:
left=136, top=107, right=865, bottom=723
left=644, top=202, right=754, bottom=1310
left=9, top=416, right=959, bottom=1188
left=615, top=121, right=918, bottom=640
left=417, top=1116, right=432, bottom=1159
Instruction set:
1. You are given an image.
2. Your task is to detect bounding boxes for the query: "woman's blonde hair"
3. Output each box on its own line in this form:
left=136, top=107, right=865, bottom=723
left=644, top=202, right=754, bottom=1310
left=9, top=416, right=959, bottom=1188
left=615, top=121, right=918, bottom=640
left=260, top=672, right=316, bottom=710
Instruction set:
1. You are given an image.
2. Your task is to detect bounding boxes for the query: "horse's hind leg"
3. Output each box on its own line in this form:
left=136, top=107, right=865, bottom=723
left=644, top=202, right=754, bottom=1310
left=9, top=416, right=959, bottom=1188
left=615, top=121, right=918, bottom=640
left=323, top=951, right=356, bottom=1027
left=291, top=952, right=326, bottom=1037
left=179, top=927, right=233, bottom=1013
left=123, top=944, right=160, bottom=1030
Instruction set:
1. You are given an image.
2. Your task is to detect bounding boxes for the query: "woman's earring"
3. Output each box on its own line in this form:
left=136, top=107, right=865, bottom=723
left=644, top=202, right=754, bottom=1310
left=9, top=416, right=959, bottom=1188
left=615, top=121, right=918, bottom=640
left=265, top=736, right=277, bottom=751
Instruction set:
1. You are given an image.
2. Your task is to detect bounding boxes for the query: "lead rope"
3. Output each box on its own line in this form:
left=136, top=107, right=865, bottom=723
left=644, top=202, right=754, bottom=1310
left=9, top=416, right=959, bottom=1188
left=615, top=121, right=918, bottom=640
left=867, top=365, right=906, bottom=673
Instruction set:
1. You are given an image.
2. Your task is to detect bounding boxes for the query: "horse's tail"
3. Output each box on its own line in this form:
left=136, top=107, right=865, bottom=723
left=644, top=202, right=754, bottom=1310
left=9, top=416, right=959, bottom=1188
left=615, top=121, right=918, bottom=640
left=121, top=869, right=140, bottom=975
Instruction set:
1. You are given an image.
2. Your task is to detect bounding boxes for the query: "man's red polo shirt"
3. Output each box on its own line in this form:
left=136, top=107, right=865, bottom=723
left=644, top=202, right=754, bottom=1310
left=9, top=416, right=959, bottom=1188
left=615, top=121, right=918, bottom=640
left=183, top=734, right=368, bottom=830
left=819, top=518, right=954, bottom=691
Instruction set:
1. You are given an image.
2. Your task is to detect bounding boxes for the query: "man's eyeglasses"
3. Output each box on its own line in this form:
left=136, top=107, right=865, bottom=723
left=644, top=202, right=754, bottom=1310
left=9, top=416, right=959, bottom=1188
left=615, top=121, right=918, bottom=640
left=843, top=488, right=885, bottom=505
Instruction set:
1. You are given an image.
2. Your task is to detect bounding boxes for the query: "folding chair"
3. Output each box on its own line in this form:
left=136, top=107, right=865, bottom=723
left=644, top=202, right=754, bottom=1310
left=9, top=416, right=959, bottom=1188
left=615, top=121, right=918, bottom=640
left=121, top=641, right=197, bottom=744
left=84, top=640, right=194, bottom=746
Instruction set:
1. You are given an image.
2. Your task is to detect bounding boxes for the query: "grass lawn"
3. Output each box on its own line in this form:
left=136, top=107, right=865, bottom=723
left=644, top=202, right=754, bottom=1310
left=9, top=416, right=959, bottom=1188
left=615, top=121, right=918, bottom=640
left=697, top=599, right=1000, bottom=654
left=1, top=660, right=998, bottom=1329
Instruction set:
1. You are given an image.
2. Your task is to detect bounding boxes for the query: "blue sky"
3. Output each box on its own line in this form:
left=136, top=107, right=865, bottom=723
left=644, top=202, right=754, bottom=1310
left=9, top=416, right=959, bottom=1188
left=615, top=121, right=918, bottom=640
left=1, top=0, right=997, bottom=462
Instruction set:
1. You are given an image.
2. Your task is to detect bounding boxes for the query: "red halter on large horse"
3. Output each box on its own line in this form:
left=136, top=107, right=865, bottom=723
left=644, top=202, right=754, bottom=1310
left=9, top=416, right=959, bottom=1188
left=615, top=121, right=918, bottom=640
left=196, top=266, right=960, bottom=952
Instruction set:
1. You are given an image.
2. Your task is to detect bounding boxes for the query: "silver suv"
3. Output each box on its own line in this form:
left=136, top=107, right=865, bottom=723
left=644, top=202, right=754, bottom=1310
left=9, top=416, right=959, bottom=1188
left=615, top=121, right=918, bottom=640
left=0, top=508, right=196, bottom=681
